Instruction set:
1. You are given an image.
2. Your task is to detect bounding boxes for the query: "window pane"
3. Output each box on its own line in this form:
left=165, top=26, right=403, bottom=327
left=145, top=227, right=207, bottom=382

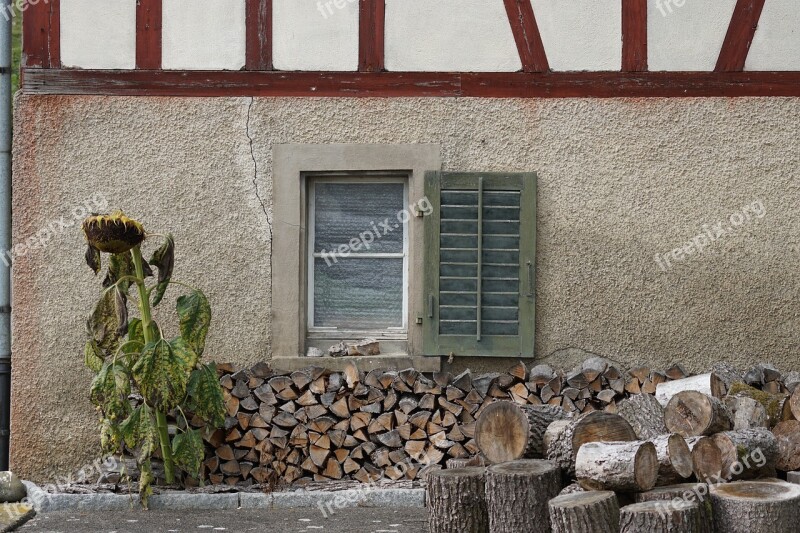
left=314, top=258, right=404, bottom=329
left=314, top=182, right=405, bottom=254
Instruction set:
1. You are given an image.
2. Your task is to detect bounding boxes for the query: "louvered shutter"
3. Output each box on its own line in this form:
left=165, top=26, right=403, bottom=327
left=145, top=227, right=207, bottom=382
left=423, top=172, right=536, bottom=357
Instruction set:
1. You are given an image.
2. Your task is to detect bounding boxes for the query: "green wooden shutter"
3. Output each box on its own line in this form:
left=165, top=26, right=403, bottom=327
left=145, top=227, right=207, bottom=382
left=423, top=172, right=536, bottom=357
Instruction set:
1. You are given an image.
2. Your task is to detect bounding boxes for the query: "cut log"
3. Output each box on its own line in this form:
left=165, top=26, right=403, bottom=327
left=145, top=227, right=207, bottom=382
left=634, top=483, right=713, bottom=533
left=772, top=420, right=800, bottom=471
left=548, top=491, right=620, bottom=533
left=727, top=396, right=769, bottom=430
left=649, top=434, right=693, bottom=486
left=664, top=391, right=733, bottom=437
left=485, top=460, right=560, bottom=533
left=727, top=382, right=790, bottom=427
left=790, top=387, right=800, bottom=420
left=619, top=501, right=703, bottom=533
left=575, top=441, right=659, bottom=492
left=654, top=373, right=726, bottom=407
left=689, top=436, right=722, bottom=482
left=426, top=468, right=488, bottom=533
left=546, top=411, right=636, bottom=476
left=710, top=480, right=800, bottom=533
left=712, top=428, right=778, bottom=481
left=617, top=393, right=668, bottom=440
left=475, top=402, right=569, bottom=463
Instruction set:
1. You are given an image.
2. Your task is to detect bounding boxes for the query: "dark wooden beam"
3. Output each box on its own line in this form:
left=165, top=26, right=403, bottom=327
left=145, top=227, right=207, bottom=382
left=502, top=0, right=548, bottom=72
left=22, top=0, right=54, bottom=68
left=622, top=0, right=647, bottom=72
left=20, top=69, right=800, bottom=98
left=136, top=0, right=162, bottom=69
left=246, top=0, right=272, bottom=70
left=716, top=0, right=767, bottom=72
left=359, top=0, right=385, bottom=72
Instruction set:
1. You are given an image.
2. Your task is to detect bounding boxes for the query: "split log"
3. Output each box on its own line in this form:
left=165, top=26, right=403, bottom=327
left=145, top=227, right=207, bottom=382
left=664, top=391, right=732, bottom=437
left=426, top=468, right=488, bottom=533
left=710, top=480, right=800, bottom=533
left=649, top=434, right=693, bottom=486
left=548, top=491, right=620, bottom=533
left=635, top=483, right=713, bottom=533
left=726, top=396, right=769, bottom=430
left=619, top=501, right=703, bottom=533
left=475, top=402, right=569, bottom=463
left=617, top=393, right=668, bottom=440
left=546, top=411, right=636, bottom=476
left=689, top=436, right=723, bottom=482
left=655, top=373, right=726, bottom=407
left=485, top=460, right=560, bottom=533
left=772, top=420, right=800, bottom=471
left=711, top=428, right=778, bottom=480
left=575, top=441, right=659, bottom=492
left=727, top=382, right=790, bottom=427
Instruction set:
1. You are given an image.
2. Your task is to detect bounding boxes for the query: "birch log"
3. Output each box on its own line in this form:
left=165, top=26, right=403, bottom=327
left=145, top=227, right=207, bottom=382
left=711, top=428, right=778, bottom=480
left=664, top=391, right=733, bottom=437
left=689, top=436, right=723, bottom=482
left=575, top=441, right=659, bottom=492
left=617, top=393, right=668, bottom=440
left=475, top=402, right=568, bottom=463
left=649, top=434, right=693, bottom=485
left=485, top=460, right=560, bottom=533
left=655, top=373, right=726, bottom=407
left=710, top=480, right=800, bottom=533
left=546, top=412, right=637, bottom=476
left=549, top=491, right=620, bottom=533
left=726, top=396, right=769, bottom=430
left=426, top=468, right=488, bottom=533
left=619, top=501, right=703, bottom=533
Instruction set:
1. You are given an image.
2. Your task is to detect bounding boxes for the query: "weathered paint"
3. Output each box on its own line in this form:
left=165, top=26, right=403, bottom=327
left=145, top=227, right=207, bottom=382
left=747, top=0, right=800, bottom=71
left=60, top=0, right=136, bottom=70
left=648, top=0, right=737, bottom=71
left=384, top=0, right=520, bottom=72
left=162, top=0, right=247, bottom=70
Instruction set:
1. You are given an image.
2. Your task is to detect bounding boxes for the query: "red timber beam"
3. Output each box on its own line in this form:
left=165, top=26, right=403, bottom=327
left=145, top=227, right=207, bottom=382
left=359, top=0, right=385, bottom=72
left=136, top=0, right=162, bottom=69
left=22, top=0, right=59, bottom=68
left=502, top=0, right=548, bottom=72
left=716, top=0, right=767, bottom=72
left=246, top=0, right=272, bottom=70
left=622, top=0, right=647, bottom=72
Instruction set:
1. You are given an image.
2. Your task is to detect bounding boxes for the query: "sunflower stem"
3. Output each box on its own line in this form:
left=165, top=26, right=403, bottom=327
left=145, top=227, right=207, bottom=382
left=131, top=245, right=176, bottom=485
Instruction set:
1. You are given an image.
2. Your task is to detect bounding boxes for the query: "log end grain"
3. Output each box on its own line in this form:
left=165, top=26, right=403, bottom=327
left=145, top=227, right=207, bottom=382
left=475, top=401, right=529, bottom=463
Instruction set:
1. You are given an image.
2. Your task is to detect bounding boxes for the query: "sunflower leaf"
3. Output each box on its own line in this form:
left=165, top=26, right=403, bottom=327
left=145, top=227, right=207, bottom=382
left=85, top=245, right=101, bottom=275
left=114, top=289, right=129, bottom=338
left=172, top=429, right=204, bottom=479
left=176, top=290, right=211, bottom=358
left=131, top=340, right=190, bottom=411
left=120, top=404, right=159, bottom=463
left=90, top=361, right=131, bottom=422
left=103, top=252, right=136, bottom=296
left=84, top=340, right=105, bottom=373
left=186, top=363, right=226, bottom=428
left=87, top=289, right=122, bottom=354
left=149, top=234, right=175, bottom=307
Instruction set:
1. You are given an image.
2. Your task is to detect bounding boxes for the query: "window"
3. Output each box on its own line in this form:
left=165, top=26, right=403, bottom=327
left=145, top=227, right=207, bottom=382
left=423, top=171, right=537, bottom=357
left=307, top=177, right=409, bottom=334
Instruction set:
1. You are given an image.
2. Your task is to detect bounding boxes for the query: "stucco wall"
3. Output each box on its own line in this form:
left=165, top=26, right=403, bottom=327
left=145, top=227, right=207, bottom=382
left=11, top=94, right=800, bottom=480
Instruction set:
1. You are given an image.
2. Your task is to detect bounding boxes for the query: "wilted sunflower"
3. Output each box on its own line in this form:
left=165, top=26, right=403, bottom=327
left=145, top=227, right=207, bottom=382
left=83, top=211, right=146, bottom=273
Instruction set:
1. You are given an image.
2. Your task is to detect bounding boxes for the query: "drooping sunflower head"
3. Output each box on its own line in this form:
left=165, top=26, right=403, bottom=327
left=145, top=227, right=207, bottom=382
left=83, top=211, right=146, bottom=273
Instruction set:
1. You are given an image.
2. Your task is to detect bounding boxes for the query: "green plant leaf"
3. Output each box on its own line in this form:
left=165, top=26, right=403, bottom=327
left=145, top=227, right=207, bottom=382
left=85, top=245, right=101, bottom=275
left=87, top=289, right=122, bottom=354
left=186, top=363, right=226, bottom=428
left=176, top=290, right=211, bottom=358
left=169, top=337, right=199, bottom=370
left=90, top=361, right=131, bottom=422
left=100, top=419, right=123, bottom=455
left=84, top=340, right=104, bottom=373
left=131, top=340, right=190, bottom=411
left=103, top=252, right=136, bottom=296
left=149, top=234, right=175, bottom=307
left=172, top=429, right=204, bottom=479
left=120, top=404, right=159, bottom=463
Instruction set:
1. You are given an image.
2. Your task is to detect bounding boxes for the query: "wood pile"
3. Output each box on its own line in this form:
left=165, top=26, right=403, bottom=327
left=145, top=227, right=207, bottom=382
left=187, top=358, right=800, bottom=495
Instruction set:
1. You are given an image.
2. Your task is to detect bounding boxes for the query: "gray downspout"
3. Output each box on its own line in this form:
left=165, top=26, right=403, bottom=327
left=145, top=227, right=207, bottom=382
left=0, top=0, right=12, bottom=470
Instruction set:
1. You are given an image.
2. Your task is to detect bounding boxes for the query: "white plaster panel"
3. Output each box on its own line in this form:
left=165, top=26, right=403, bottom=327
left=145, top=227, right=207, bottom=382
left=162, top=0, right=246, bottom=70
left=273, top=0, right=359, bottom=71
left=384, top=0, right=521, bottom=72
left=746, top=0, right=800, bottom=71
left=648, top=0, right=737, bottom=71
left=530, top=0, right=621, bottom=71
left=60, top=0, right=136, bottom=69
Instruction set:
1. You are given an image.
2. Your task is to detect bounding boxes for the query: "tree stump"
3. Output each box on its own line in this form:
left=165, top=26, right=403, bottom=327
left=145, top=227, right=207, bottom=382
left=655, top=373, right=727, bottom=406
left=689, top=436, right=723, bottom=481
left=576, top=441, right=659, bottom=492
left=664, top=391, right=732, bottom=437
left=650, top=433, right=693, bottom=486
left=445, top=455, right=485, bottom=469
left=635, top=483, right=713, bottom=533
left=426, top=468, right=488, bottom=533
left=475, top=402, right=568, bottom=463
left=619, top=500, right=703, bottom=533
left=485, top=460, right=560, bottom=533
left=711, top=428, right=778, bottom=480
left=710, top=480, right=800, bottom=533
left=772, top=420, right=800, bottom=471
left=549, top=491, right=620, bottom=533
left=618, top=393, right=668, bottom=440
left=546, top=411, right=636, bottom=476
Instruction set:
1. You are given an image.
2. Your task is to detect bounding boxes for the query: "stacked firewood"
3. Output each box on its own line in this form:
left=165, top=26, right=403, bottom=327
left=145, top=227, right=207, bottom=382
left=193, top=358, right=800, bottom=488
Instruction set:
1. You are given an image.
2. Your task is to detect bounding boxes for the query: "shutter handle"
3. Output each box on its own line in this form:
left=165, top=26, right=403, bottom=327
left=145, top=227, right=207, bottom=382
left=428, top=294, right=435, bottom=318
left=526, top=261, right=533, bottom=297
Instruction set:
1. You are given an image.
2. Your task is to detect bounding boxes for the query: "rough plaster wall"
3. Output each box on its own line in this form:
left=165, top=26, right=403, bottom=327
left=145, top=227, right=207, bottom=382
left=11, top=94, right=800, bottom=480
